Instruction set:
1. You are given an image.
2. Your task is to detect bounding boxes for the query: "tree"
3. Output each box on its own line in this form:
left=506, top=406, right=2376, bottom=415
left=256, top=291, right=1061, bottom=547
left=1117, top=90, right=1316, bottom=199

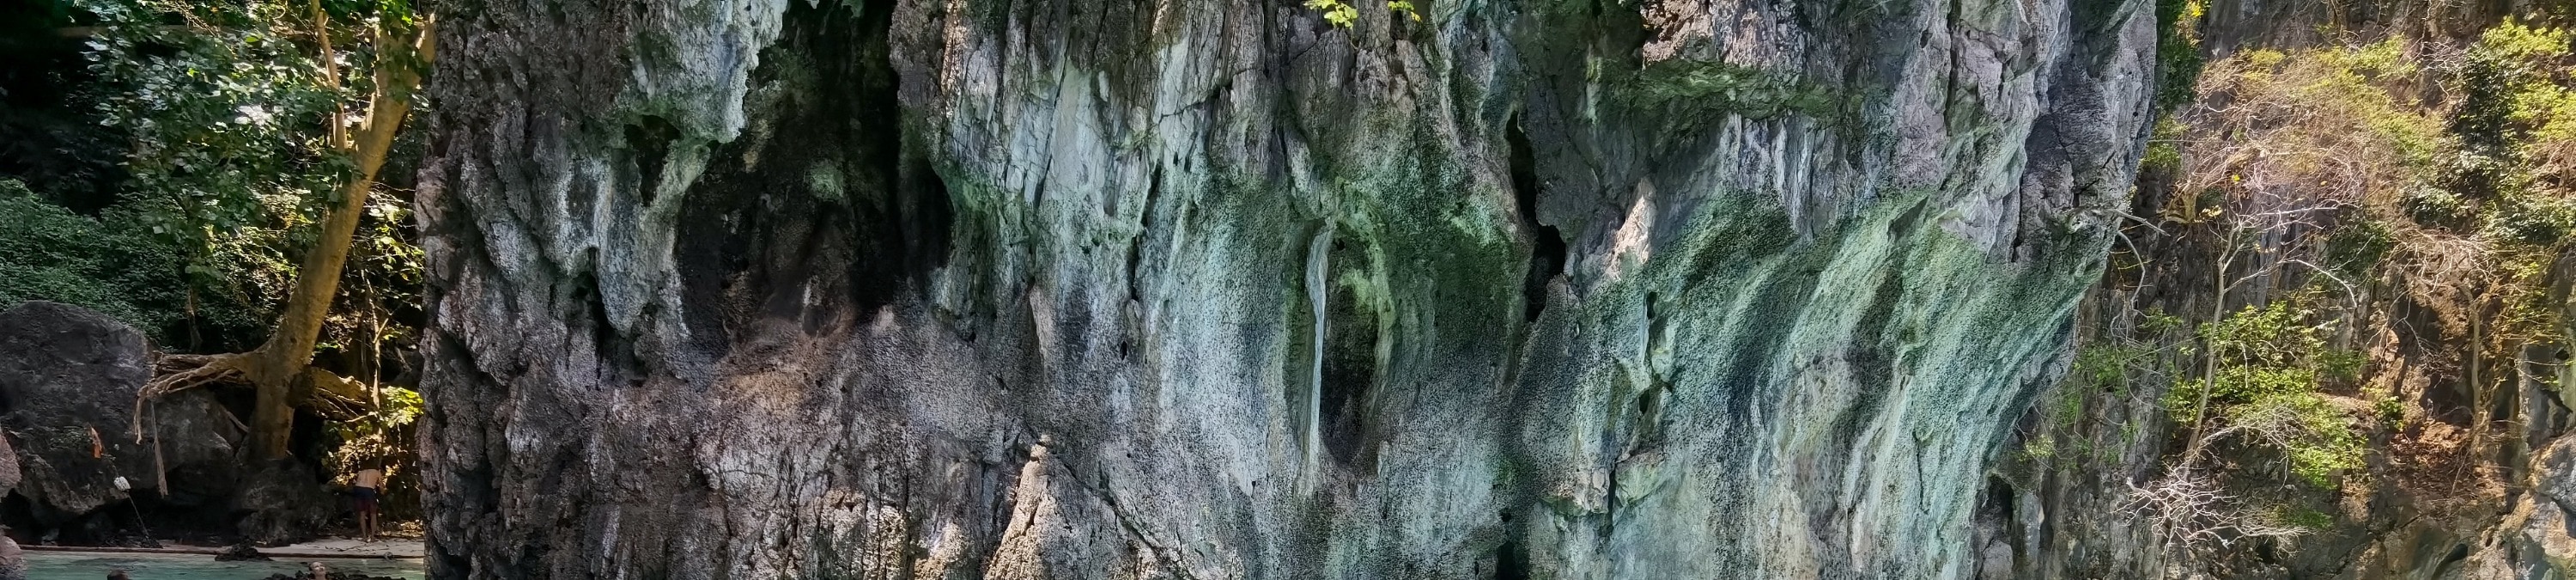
left=2117, top=40, right=2421, bottom=567
left=83, top=0, right=435, bottom=459
left=2115, top=27, right=2576, bottom=571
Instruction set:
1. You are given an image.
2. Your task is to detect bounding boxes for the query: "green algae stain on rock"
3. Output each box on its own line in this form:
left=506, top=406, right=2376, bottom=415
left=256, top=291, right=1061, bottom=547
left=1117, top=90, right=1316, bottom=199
left=1625, top=61, right=1843, bottom=124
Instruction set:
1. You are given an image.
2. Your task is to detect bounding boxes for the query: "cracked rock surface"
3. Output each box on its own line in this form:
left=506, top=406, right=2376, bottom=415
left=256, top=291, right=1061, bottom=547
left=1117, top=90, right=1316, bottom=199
left=416, top=0, right=2157, bottom=577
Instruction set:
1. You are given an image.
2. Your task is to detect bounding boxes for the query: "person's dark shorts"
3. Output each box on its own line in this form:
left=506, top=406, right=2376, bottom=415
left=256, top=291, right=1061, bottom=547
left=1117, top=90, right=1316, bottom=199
left=353, top=486, right=379, bottom=512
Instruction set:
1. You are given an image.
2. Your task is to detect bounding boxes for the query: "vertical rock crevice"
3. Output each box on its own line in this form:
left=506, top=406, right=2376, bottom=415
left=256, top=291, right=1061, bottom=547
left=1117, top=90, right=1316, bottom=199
left=1509, top=115, right=1567, bottom=325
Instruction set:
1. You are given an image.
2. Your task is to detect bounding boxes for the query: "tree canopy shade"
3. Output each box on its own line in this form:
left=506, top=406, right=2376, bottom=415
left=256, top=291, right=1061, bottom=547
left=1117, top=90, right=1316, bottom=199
left=74, top=0, right=434, bottom=459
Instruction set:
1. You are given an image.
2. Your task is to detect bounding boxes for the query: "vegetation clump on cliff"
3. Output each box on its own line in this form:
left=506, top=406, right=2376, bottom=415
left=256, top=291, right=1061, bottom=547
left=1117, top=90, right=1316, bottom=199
left=2019, top=9, right=2576, bottom=576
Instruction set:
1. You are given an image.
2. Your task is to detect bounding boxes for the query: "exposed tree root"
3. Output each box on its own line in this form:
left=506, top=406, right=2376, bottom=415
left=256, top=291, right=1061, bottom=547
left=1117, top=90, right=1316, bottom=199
left=131, top=353, right=251, bottom=443
left=146, top=353, right=249, bottom=394
left=131, top=351, right=374, bottom=443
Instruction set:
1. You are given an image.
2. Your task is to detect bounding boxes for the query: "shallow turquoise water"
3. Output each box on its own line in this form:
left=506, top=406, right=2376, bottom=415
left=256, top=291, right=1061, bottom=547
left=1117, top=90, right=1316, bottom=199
left=26, top=552, right=424, bottom=580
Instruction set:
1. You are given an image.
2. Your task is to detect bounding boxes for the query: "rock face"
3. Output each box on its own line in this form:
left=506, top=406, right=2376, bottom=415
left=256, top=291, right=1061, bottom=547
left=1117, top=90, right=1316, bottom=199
left=0, top=301, right=334, bottom=545
left=0, top=301, right=155, bottom=528
left=227, top=459, right=338, bottom=546
left=416, top=0, right=2159, bottom=577
left=0, top=432, right=23, bottom=580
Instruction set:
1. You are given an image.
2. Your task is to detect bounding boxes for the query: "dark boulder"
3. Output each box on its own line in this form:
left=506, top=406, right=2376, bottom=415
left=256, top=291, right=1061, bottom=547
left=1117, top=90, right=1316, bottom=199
left=261, top=575, right=397, bottom=580
left=231, top=460, right=336, bottom=546
left=258, top=562, right=404, bottom=580
left=216, top=541, right=270, bottom=561
left=143, top=389, right=251, bottom=510
left=0, top=301, right=331, bottom=546
left=0, top=301, right=152, bottom=528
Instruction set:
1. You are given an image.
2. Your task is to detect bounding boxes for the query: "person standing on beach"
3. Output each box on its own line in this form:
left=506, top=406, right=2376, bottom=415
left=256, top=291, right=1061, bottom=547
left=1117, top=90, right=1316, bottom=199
left=351, top=466, right=383, bottom=542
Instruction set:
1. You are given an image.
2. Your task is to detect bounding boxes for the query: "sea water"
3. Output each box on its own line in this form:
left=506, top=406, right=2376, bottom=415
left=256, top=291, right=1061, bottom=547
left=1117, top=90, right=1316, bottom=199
left=25, top=552, right=424, bottom=580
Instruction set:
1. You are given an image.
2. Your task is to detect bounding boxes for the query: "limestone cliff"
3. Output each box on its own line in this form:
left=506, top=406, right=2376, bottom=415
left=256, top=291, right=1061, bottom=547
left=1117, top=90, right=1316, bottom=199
left=414, top=0, right=2158, bottom=577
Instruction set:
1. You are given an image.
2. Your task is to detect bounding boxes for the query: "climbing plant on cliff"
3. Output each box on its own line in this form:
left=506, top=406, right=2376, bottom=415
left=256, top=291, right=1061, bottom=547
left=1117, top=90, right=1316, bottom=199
left=2108, top=19, right=2576, bottom=570
left=2163, top=299, right=2366, bottom=486
left=1303, top=0, right=1421, bottom=28
left=2121, top=35, right=2440, bottom=560
left=80, top=0, right=435, bottom=460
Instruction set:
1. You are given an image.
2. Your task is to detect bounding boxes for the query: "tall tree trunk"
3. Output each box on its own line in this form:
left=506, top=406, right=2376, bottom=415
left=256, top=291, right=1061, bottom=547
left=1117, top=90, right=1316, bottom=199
left=237, top=21, right=435, bottom=460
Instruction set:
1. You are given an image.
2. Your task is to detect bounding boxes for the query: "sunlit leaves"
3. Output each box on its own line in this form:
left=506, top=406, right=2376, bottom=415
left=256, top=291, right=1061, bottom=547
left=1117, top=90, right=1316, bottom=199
left=78, top=0, right=349, bottom=293
left=1303, top=0, right=1421, bottom=29
left=71, top=0, right=425, bottom=353
left=2160, top=299, right=2367, bottom=488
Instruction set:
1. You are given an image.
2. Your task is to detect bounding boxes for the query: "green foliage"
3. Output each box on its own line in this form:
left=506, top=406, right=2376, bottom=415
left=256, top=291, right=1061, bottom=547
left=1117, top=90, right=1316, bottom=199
left=2071, top=345, right=2131, bottom=391
left=2020, top=434, right=2057, bottom=461
left=1305, top=0, right=1357, bottom=27
left=0, top=179, right=179, bottom=328
left=1303, top=0, right=1420, bottom=29
left=2119, top=27, right=2576, bottom=534
left=2448, top=21, right=2576, bottom=245
left=0, top=180, right=281, bottom=351
left=2163, top=300, right=2366, bottom=488
left=2074, top=342, right=2168, bottom=396
left=2317, top=348, right=2366, bottom=382
left=325, top=385, right=421, bottom=473
left=2236, top=391, right=2366, bottom=486
left=66, top=0, right=426, bottom=356
left=2403, top=183, right=2476, bottom=226
left=2488, top=249, right=2567, bottom=348
left=2484, top=187, right=2576, bottom=243
left=2152, top=0, right=2205, bottom=110
left=2366, top=384, right=2405, bottom=424
left=2281, top=504, right=2336, bottom=531
left=2323, top=218, right=2393, bottom=278
left=2198, top=301, right=2327, bottom=367
left=21, top=0, right=430, bottom=516
left=325, top=385, right=422, bottom=517
left=79, top=0, right=348, bottom=261
left=2141, top=119, right=2188, bottom=174
left=2315, top=40, right=2448, bottom=171
left=2142, top=310, right=2187, bottom=334
left=2453, top=21, right=2572, bottom=157
left=2057, top=380, right=2088, bottom=419
left=72, top=0, right=337, bottom=346
left=2172, top=39, right=2447, bottom=228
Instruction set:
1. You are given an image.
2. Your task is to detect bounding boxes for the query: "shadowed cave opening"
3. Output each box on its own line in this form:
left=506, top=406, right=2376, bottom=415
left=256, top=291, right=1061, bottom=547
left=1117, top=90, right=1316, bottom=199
left=624, top=115, right=677, bottom=205
left=1492, top=537, right=1532, bottom=580
left=1508, top=115, right=1566, bottom=323
left=1319, top=237, right=1382, bottom=468
left=665, top=0, right=945, bottom=352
